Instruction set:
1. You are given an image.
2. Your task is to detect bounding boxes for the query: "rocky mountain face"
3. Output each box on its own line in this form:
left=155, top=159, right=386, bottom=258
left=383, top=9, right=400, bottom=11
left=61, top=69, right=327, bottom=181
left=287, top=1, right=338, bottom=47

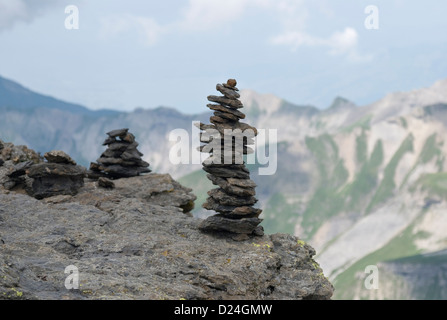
left=2, top=74, right=447, bottom=299
left=0, top=142, right=333, bottom=300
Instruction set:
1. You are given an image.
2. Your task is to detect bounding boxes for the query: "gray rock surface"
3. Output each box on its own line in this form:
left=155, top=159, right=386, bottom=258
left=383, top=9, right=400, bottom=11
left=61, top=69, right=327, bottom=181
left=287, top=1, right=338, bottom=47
left=0, top=175, right=332, bottom=300
left=0, top=139, right=333, bottom=300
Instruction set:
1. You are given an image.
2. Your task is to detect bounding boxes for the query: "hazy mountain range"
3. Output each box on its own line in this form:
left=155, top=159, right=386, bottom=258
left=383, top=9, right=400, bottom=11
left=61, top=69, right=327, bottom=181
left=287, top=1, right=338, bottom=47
left=1, top=74, right=447, bottom=299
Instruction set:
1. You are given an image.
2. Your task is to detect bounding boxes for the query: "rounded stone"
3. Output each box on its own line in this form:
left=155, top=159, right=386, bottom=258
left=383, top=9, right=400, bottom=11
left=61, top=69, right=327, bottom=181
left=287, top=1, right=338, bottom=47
left=227, top=79, right=237, bottom=87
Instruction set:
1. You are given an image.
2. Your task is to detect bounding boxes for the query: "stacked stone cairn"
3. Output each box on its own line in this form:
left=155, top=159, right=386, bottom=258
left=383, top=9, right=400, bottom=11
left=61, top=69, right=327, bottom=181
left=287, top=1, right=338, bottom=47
left=88, top=128, right=151, bottom=179
left=197, top=79, right=263, bottom=237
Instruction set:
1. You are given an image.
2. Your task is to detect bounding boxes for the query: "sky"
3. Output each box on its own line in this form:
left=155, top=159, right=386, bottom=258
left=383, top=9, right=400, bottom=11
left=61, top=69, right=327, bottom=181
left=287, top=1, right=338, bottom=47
left=0, top=0, right=446, bottom=114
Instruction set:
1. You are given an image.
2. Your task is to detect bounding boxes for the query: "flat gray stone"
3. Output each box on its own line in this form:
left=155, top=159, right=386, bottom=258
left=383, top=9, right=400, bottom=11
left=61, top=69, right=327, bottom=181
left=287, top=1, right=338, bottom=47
left=102, top=136, right=116, bottom=146
left=216, top=84, right=240, bottom=99
left=198, top=215, right=262, bottom=234
left=120, top=148, right=144, bottom=161
left=107, top=141, right=136, bottom=152
left=213, top=111, right=240, bottom=122
left=207, top=188, right=257, bottom=206
left=106, top=128, right=129, bottom=138
left=207, top=104, right=245, bottom=119
left=101, top=165, right=151, bottom=178
left=206, top=174, right=256, bottom=197
left=207, top=95, right=243, bottom=109
left=203, top=166, right=250, bottom=179
left=44, top=150, right=76, bottom=165
left=227, top=177, right=257, bottom=188
left=27, top=163, right=86, bottom=178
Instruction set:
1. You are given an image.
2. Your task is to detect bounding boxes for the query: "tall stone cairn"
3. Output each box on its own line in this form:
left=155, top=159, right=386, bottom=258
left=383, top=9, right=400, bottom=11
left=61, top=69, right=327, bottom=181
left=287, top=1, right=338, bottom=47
left=198, top=79, right=263, bottom=237
left=88, top=128, right=151, bottom=179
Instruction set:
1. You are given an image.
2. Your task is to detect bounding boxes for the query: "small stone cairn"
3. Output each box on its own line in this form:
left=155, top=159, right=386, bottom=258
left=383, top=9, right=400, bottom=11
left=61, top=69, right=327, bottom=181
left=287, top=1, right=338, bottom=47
left=88, top=128, right=151, bottom=179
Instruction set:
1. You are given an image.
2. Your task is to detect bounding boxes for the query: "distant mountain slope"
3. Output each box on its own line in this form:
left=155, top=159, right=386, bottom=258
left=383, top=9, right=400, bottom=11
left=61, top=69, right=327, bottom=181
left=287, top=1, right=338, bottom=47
left=0, top=75, right=118, bottom=116
left=0, top=75, right=209, bottom=176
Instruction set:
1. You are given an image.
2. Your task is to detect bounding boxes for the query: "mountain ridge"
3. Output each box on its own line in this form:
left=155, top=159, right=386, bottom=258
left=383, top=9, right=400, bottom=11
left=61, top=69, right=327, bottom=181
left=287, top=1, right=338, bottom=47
left=0, top=75, right=120, bottom=117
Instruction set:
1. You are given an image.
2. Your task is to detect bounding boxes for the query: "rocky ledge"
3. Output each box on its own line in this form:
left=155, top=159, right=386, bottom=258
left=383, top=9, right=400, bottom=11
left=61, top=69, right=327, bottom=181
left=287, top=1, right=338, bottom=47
left=0, top=141, right=333, bottom=300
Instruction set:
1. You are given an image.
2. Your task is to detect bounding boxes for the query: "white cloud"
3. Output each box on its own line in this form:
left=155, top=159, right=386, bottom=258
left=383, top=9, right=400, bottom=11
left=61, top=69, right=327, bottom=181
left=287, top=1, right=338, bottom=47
left=99, top=14, right=163, bottom=46
left=134, top=17, right=163, bottom=46
left=271, top=31, right=323, bottom=50
left=98, top=0, right=270, bottom=46
left=180, top=0, right=247, bottom=30
left=0, top=0, right=56, bottom=31
left=267, top=1, right=373, bottom=62
left=172, top=0, right=307, bottom=42
left=271, top=26, right=372, bottom=62
left=96, top=0, right=371, bottom=62
left=271, top=27, right=358, bottom=53
left=329, top=27, right=373, bottom=62
left=98, top=0, right=307, bottom=46
left=274, top=0, right=308, bottom=30
left=328, top=27, right=358, bottom=54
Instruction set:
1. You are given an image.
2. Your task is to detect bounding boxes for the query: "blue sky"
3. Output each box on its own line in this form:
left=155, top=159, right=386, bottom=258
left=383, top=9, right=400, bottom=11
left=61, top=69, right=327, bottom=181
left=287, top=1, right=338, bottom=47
left=0, top=0, right=446, bottom=114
